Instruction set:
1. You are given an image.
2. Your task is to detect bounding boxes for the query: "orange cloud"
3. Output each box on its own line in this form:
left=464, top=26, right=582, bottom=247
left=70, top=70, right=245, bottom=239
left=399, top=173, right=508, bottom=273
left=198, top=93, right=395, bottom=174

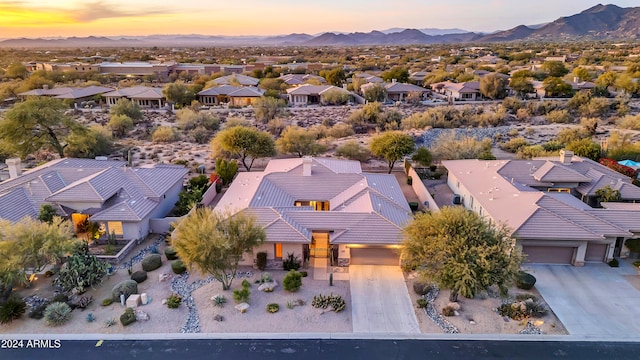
left=0, top=2, right=74, bottom=27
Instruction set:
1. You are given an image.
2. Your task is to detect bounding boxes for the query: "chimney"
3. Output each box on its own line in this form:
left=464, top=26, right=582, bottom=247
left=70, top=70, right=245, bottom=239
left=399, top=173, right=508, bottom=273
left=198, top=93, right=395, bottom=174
left=6, top=158, right=21, bottom=178
left=302, top=156, right=312, bottom=176
left=560, top=150, right=574, bottom=165
left=43, top=84, right=49, bottom=90
left=573, top=76, right=580, bottom=83
left=392, top=78, right=397, bottom=84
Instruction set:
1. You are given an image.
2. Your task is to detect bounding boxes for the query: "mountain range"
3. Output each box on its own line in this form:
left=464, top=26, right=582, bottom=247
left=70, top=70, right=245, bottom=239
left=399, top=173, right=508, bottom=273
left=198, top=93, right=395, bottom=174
left=0, top=4, right=638, bottom=48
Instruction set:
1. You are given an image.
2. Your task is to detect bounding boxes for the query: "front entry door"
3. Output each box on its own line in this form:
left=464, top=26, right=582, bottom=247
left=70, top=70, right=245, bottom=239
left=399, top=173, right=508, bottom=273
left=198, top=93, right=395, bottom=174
left=275, top=243, right=283, bottom=259
left=311, top=232, right=329, bottom=258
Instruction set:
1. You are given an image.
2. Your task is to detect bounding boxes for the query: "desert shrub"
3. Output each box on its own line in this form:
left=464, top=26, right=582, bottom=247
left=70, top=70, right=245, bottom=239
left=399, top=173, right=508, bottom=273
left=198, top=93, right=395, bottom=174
left=233, top=287, right=250, bottom=304
left=515, top=271, right=537, bottom=290
left=413, top=281, right=434, bottom=296
left=256, top=272, right=273, bottom=284
left=28, top=303, right=48, bottom=319
left=188, top=126, right=210, bottom=144
left=266, top=303, right=280, bottom=313
left=311, top=293, right=346, bottom=313
left=105, top=318, right=116, bottom=327
left=86, top=313, right=96, bottom=323
left=441, top=305, right=455, bottom=316
left=0, top=295, right=27, bottom=324
left=335, top=140, right=371, bottom=162
left=131, top=271, right=148, bottom=283
left=152, top=126, right=178, bottom=143
left=300, top=271, right=308, bottom=278
left=608, top=258, right=620, bottom=267
left=498, top=297, right=547, bottom=320
left=502, top=97, right=522, bottom=112
left=166, top=293, right=182, bottom=308
left=44, top=302, right=72, bottom=326
left=283, top=252, right=301, bottom=271
left=616, top=114, right=640, bottom=130
left=75, top=295, right=93, bottom=310
left=500, top=137, right=530, bottom=153
left=109, top=114, right=134, bottom=138
left=627, top=239, right=640, bottom=253
left=101, top=298, right=113, bottom=306
left=408, top=201, right=419, bottom=211
left=283, top=270, right=303, bottom=292
left=241, top=279, right=251, bottom=289
left=111, top=280, right=138, bottom=302
left=328, top=123, right=354, bottom=138
left=141, top=254, right=162, bottom=271
left=164, top=246, right=178, bottom=260
left=416, top=299, right=428, bottom=309
left=515, top=294, right=539, bottom=302
left=212, top=295, right=227, bottom=307
left=256, top=252, right=267, bottom=271
left=542, top=140, right=564, bottom=151
left=171, top=260, right=187, bottom=274
left=55, top=243, right=110, bottom=294
left=546, top=109, right=572, bottom=124
left=119, top=308, right=136, bottom=326
left=52, top=294, right=69, bottom=303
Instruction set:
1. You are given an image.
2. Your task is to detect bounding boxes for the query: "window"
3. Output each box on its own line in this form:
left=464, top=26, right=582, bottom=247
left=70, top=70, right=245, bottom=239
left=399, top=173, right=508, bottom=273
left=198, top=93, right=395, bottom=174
left=107, top=221, right=124, bottom=238
left=294, top=200, right=329, bottom=211
left=548, top=188, right=570, bottom=193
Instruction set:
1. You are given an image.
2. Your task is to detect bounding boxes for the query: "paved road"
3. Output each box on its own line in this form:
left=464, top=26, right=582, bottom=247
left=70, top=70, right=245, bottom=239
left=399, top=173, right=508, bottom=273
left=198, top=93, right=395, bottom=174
left=3, top=339, right=640, bottom=360
left=349, top=265, right=420, bottom=333
left=525, top=264, right=640, bottom=338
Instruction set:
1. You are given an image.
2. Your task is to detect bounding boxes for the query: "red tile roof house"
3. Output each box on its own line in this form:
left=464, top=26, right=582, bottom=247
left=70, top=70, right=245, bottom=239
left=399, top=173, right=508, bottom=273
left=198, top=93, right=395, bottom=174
left=212, top=157, right=412, bottom=268
left=0, top=158, right=188, bottom=263
left=443, top=150, right=640, bottom=266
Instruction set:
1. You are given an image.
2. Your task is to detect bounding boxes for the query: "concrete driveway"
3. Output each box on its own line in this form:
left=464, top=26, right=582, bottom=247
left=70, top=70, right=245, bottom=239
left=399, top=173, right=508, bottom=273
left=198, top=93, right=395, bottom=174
left=525, top=264, right=640, bottom=338
left=349, top=265, right=420, bottom=333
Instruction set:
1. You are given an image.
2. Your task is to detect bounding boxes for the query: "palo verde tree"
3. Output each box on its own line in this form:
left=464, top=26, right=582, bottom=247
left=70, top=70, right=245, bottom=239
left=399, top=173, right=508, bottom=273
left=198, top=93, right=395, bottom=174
left=401, top=206, right=522, bottom=301
left=370, top=131, right=415, bottom=174
left=210, top=125, right=276, bottom=171
left=0, top=97, right=85, bottom=158
left=171, top=208, right=266, bottom=290
left=276, top=126, right=326, bottom=157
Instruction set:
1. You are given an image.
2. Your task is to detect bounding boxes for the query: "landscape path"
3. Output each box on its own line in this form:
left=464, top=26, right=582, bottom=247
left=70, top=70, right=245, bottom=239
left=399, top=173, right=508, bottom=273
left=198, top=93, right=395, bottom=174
left=525, top=263, right=640, bottom=338
left=349, top=265, right=420, bottom=333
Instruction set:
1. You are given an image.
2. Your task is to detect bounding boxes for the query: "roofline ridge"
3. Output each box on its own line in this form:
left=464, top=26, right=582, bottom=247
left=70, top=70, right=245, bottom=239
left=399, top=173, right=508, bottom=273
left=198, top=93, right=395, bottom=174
left=539, top=195, right=631, bottom=236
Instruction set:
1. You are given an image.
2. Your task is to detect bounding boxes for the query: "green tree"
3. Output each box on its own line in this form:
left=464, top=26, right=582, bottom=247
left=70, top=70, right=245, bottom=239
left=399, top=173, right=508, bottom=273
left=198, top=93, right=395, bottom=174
left=363, top=83, right=387, bottom=103
left=370, top=131, right=415, bottom=174
left=543, top=77, right=573, bottom=97
left=319, top=68, right=346, bottom=86
left=565, top=138, right=601, bottom=161
left=335, top=140, right=371, bottom=162
left=411, top=146, right=432, bottom=167
left=382, top=66, right=410, bottom=83
left=4, top=62, right=28, bottom=79
left=215, top=158, right=238, bottom=186
left=163, top=82, right=196, bottom=109
left=509, top=77, right=533, bottom=98
left=541, top=61, right=569, bottom=77
left=108, top=114, right=134, bottom=138
left=254, top=96, right=286, bottom=124
left=110, top=99, right=143, bottom=122
left=595, top=71, right=617, bottom=92
left=0, top=225, right=27, bottom=301
left=596, top=185, right=622, bottom=204
left=37, top=204, right=58, bottom=224
left=210, top=126, right=276, bottom=171
left=572, top=67, right=593, bottom=82
left=0, top=97, right=84, bottom=158
left=479, top=73, right=508, bottom=100
left=401, top=206, right=522, bottom=301
left=321, top=89, right=350, bottom=105
left=171, top=208, right=266, bottom=290
left=276, top=126, right=326, bottom=157
left=64, top=125, right=113, bottom=158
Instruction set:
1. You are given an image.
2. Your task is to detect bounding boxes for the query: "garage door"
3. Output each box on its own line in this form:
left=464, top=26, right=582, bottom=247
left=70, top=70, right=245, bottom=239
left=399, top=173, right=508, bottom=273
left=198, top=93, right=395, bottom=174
left=585, top=243, right=608, bottom=262
left=522, top=246, right=574, bottom=264
left=350, top=247, right=400, bottom=266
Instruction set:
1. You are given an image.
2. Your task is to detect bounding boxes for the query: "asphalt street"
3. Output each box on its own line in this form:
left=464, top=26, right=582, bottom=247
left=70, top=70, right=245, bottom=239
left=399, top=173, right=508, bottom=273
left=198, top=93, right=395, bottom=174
left=3, top=339, right=640, bottom=360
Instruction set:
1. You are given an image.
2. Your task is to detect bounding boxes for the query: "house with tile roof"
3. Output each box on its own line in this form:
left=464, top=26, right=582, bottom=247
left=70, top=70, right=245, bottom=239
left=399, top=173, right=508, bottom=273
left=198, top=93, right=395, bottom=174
left=431, top=81, right=482, bottom=101
left=443, top=150, right=640, bottom=266
left=361, top=81, right=429, bottom=103
left=0, top=158, right=188, bottom=243
left=286, top=84, right=352, bottom=106
left=212, top=73, right=260, bottom=87
left=103, top=86, right=166, bottom=109
left=212, top=157, right=412, bottom=267
left=197, top=86, right=264, bottom=107
left=279, top=74, right=327, bottom=86
left=17, top=85, right=114, bottom=106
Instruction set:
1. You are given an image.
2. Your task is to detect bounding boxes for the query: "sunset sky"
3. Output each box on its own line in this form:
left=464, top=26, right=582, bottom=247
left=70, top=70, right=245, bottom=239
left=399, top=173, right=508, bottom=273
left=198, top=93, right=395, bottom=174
left=0, top=0, right=637, bottom=38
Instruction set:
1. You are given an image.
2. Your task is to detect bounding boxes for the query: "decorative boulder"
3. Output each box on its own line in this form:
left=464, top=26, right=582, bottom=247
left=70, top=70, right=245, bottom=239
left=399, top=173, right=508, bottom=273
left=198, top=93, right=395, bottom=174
left=235, top=302, right=250, bottom=313
left=171, top=260, right=187, bottom=274
left=164, top=247, right=178, bottom=260
left=112, top=280, right=138, bottom=302
left=446, top=302, right=461, bottom=311
left=258, top=281, right=278, bottom=292
left=131, top=271, right=148, bottom=283
left=135, top=310, right=150, bottom=321
left=141, top=254, right=162, bottom=272
left=516, top=271, right=537, bottom=290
